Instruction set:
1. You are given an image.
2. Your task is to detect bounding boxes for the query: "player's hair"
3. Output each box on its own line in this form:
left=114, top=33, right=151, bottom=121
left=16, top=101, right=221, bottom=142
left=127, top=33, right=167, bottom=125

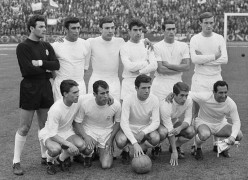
left=213, top=80, right=229, bottom=93
left=64, top=17, right=80, bottom=29
left=93, top=80, right=109, bottom=94
left=135, top=74, right=152, bottom=88
left=60, top=79, right=79, bottom=96
left=162, top=19, right=175, bottom=30
left=128, top=18, right=144, bottom=30
left=173, top=82, right=189, bottom=96
left=27, top=15, right=46, bottom=32
left=199, top=12, right=214, bottom=22
left=99, top=16, right=114, bottom=28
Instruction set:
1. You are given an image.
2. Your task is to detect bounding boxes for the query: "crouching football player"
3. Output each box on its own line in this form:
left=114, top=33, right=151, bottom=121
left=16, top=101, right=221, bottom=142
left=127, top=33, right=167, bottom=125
left=157, top=82, right=195, bottom=166
left=74, top=80, right=121, bottom=169
left=115, top=74, right=160, bottom=164
left=39, top=80, right=88, bottom=175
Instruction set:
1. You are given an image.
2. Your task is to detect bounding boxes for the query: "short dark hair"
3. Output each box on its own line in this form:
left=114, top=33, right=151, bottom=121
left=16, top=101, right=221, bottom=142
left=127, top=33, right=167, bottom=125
left=213, top=80, right=228, bottom=93
left=99, top=16, right=114, bottom=28
left=60, top=79, right=79, bottom=96
left=173, top=82, right=189, bottom=96
left=93, top=80, right=109, bottom=94
left=162, top=19, right=175, bottom=30
left=64, top=17, right=80, bottom=29
left=128, top=18, right=144, bottom=30
left=27, top=15, right=46, bottom=32
left=199, top=12, right=214, bottom=22
left=135, top=74, right=152, bottom=88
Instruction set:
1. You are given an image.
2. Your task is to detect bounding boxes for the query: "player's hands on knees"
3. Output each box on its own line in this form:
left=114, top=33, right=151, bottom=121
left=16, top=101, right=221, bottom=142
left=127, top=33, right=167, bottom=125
left=165, top=93, right=174, bottom=103
left=133, top=143, right=144, bottom=158
left=135, top=131, right=145, bottom=144
left=67, top=142, right=79, bottom=156
left=105, top=139, right=114, bottom=155
left=169, top=127, right=182, bottom=136
left=84, top=135, right=96, bottom=150
left=227, top=136, right=235, bottom=145
left=170, top=151, right=178, bottom=166
left=55, top=36, right=64, bottom=43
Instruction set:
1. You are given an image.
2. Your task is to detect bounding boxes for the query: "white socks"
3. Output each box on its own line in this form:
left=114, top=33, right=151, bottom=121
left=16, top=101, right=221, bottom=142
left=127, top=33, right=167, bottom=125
left=195, top=134, right=204, bottom=148
left=13, top=132, right=27, bottom=164
left=38, top=130, right=47, bottom=158
left=59, top=150, right=70, bottom=161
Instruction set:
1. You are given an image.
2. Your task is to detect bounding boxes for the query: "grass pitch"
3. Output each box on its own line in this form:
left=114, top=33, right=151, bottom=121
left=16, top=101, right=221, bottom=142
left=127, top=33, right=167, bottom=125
left=0, top=44, right=247, bottom=180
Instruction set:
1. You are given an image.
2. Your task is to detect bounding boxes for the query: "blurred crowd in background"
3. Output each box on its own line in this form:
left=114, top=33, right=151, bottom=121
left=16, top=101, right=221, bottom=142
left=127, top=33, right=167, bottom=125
left=0, top=0, right=248, bottom=37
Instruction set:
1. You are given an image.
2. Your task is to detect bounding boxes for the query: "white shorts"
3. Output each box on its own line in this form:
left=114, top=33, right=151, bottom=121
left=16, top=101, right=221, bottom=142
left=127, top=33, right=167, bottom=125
left=129, top=124, right=151, bottom=134
left=53, top=77, right=86, bottom=102
left=39, top=128, right=75, bottom=145
left=84, top=126, right=112, bottom=148
left=121, top=78, right=136, bottom=100
left=191, top=73, right=222, bottom=93
left=194, top=118, right=229, bottom=135
left=151, top=76, right=180, bottom=101
left=88, top=74, right=120, bottom=100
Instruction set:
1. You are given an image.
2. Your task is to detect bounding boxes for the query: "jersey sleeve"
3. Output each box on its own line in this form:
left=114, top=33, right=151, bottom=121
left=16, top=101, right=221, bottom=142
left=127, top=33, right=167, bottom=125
left=46, top=107, right=61, bottom=138
left=228, top=99, right=241, bottom=138
left=203, top=36, right=228, bottom=66
left=190, top=36, right=215, bottom=64
left=113, top=101, right=122, bottom=123
left=84, top=39, right=91, bottom=70
left=40, top=42, right=60, bottom=70
left=74, top=101, right=86, bottom=123
left=120, top=44, right=148, bottom=72
left=16, top=43, right=45, bottom=75
left=160, top=101, right=174, bottom=132
left=183, top=97, right=193, bottom=126
left=139, top=50, right=158, bottom=74
left=120, top=97, right=137, bottom=144
left=142, top=97, right=160, bottom=134
left=182, top=43, right=190, bottom=59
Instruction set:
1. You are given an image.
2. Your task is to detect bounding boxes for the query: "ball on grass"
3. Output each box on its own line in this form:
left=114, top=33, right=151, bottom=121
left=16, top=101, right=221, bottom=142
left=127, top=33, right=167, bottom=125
left=131, top=154, right=152, bottom=174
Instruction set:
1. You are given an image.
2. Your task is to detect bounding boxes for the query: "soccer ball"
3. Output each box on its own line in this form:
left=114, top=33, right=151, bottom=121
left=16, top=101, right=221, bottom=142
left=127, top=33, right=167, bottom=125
left=131, top=155, right=152, bottom=174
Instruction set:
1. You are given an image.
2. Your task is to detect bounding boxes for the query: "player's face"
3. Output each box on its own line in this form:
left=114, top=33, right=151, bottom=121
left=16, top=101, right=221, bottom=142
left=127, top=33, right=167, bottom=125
left=94, top=87, right=109, bottom=106
left=129, top=25, right=142, bottom=43
left=31, top=21, right=46, bottom=39
left=66, top=86, right=79, bottom=103
left=136, top=82, right=151, bottom=101
left=100, top=22, right=115, bottom=41
left=66, top=22, right=80, bottom=42
left=214, top=85, right=228, bottom=103
left=174, top=91, right=188, bottom=105
left=164, top=24, right=176, bottom=41
left=200, top=17, right=214, bottom=35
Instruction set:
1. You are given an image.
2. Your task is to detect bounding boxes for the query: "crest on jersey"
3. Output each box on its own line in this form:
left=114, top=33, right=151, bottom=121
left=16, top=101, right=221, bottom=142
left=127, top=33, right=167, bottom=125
left=46, top=49, right=49, bottom=56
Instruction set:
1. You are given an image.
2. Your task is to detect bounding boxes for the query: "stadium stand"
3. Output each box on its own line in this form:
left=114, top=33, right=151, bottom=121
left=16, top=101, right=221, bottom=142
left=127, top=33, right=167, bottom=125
left=0, top=0, right=248, bottom=38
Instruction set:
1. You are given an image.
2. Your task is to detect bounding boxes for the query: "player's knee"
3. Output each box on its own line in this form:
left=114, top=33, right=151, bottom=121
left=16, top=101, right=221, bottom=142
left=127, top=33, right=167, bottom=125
left=18, top=125, right=31, bottom=136
left=236, top=130, right=243, bottom=141
left=185, top=127, right=195, bottom=139
left=198, top=131, right=211, bottom=141
left=158, top=125, right=168, bottom=141
left=115, top=131, right=128, bottom=149
left=48, top=146, right=62, bottom=157
left=75, top=140, right=86, bottom=152
left=148, top=131, right=160, bottom=146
